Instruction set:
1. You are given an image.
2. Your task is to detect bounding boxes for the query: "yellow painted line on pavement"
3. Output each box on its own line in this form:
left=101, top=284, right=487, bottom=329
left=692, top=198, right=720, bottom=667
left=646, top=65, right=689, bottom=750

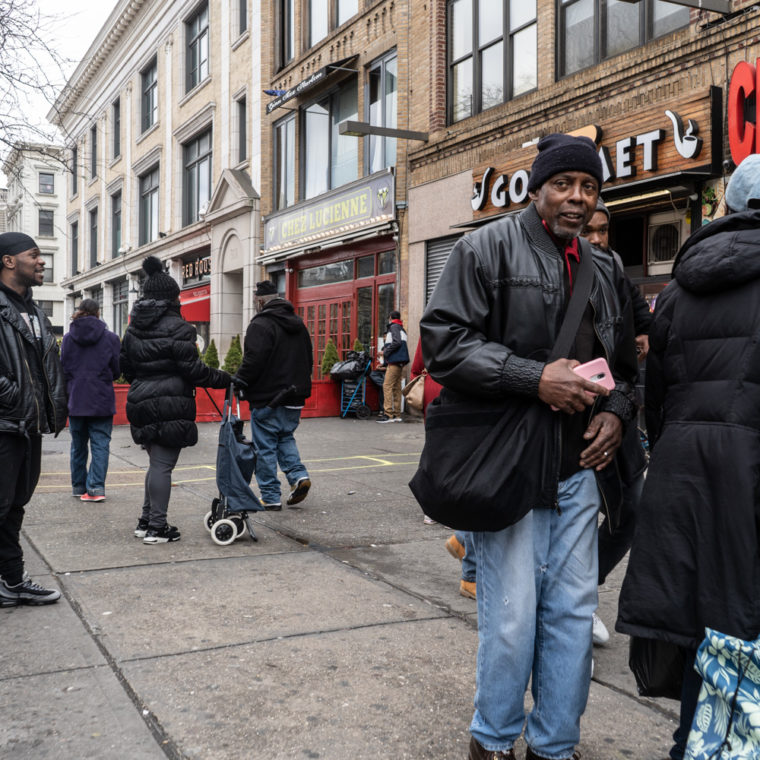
left=35, top=452, right=421, bottom=491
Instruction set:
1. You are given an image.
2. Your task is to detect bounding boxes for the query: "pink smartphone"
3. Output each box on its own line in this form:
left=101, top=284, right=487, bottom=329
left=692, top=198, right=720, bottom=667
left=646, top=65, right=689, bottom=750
left=573, top=357, right=615, bottom=393
left=551, top=357, right=615, bottom=411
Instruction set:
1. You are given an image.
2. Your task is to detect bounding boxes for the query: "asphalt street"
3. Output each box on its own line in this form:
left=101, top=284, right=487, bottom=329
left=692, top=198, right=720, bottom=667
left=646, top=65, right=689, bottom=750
left=2, top=415, right=678, bottom=759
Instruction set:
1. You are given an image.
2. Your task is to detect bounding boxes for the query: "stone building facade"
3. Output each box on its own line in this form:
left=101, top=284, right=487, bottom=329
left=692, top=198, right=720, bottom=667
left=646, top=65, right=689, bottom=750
left=50, top=0, right=261, bottom=357
left=2, top=144, right=68, bottom=333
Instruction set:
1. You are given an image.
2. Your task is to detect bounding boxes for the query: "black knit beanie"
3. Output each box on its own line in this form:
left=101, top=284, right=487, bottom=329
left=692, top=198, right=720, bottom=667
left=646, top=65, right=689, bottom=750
left=142, top=255, right=180, bottom=301
left=255, top=280, right=278, bottom=296
left=0, top=232, right=38, bottom=269
left=528, top=134, right=603, bottom=193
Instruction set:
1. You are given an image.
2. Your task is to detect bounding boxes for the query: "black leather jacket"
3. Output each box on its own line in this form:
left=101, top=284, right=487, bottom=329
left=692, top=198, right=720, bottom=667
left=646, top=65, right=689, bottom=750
left=420, top=203, right=639, bottom=519
left=0, top=288, right=68, bottom=436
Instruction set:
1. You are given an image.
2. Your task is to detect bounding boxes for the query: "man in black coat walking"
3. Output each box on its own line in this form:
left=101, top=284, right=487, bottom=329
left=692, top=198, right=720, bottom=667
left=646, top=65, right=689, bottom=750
left=236, top=281, right=313, bottom=510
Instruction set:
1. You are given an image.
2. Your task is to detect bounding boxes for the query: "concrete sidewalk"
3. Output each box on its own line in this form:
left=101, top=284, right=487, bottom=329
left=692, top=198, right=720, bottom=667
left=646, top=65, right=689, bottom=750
left=2, top=416, right=677, bottom=759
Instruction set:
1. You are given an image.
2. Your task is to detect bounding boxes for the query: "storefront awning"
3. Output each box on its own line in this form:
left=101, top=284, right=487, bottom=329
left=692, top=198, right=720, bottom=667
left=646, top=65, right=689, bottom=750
left=180, top=283, right=210, bottom=323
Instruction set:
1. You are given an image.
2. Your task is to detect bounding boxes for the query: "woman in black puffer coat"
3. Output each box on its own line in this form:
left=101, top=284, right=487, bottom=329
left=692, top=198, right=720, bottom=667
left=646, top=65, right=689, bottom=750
left=617, top=155, right=760, bottom=760
left=120, top=256, right=230, bottom=544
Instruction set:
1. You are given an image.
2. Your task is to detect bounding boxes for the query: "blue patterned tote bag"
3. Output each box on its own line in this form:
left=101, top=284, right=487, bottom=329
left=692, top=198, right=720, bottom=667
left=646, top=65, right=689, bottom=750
left=684, top=628, right=760, bottom=760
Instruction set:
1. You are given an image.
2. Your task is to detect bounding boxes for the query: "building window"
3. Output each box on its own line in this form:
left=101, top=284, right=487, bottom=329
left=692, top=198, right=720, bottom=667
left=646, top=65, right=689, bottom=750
left=186, top=3, right=210, bottom=93
left=90, top=125, right=98, bottom=178
left=141, top=58, right=158, bottom=133
left=39, top=172, right=54, bottom=194
left=71, top=221, right=78, bottom=276
left=38, top=300, right=54, bottom=317
left=367, top=52, right=397, bottom=173
left=279, top=0, right=295, bottom=67
left=559, top=0, right=690, bottom=77
left=274, top=114, right=295, bottom=210
left=237, top=97, right=247, bottom=163
left=112, top=98, right=121, bottom=158
left=111, top=191, right=122, bottom=258
left=41, top=255, right=54, bottom=283
left=308, top=0, right=357, bottom=47
left=302, top=78, right=358, bottom=200
left=139, top=166, right=160, bottom=246
left=38, top=209, right=54, bottom=237
left=183, top=129, right=212, bottom=225
left=89, top=208, right=98, bottom=267
left=112, top=279, right=129, bottom=337
left=71, top=146, right=78, bottom=195
left=449, top=0, right=537, bottom=124
left=239, top=0, right=248, bottom=34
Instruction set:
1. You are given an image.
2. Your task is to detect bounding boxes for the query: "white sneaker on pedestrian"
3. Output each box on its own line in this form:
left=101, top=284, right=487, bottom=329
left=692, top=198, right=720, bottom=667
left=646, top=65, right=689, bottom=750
left=592, top=611, right=610, bottom=646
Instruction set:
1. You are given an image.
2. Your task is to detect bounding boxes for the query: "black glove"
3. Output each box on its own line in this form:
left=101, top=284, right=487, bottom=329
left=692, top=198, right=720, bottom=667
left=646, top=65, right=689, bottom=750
left=231, top=375, right=248, bottom=399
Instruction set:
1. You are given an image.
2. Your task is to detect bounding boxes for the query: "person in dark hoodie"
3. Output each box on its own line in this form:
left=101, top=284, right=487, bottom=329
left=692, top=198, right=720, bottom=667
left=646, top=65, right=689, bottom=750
left=120, top=256, right=230, bottom=544
left=0, top=232, right=67, bottom=607
left=235, top=280, right=312, bottom=510
left=61, top=299, right=121, bottom=502
left=617, top=154, right=760, bottom=760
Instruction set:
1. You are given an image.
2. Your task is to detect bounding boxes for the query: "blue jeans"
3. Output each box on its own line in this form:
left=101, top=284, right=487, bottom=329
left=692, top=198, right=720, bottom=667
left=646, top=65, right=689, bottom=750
left=250, top=406, right=309, bottom=504
left=69, top=416, right=113, bottom=496
left=455, top=531, right=477, bottom=582
left=470, top=469, right=599, bottom=758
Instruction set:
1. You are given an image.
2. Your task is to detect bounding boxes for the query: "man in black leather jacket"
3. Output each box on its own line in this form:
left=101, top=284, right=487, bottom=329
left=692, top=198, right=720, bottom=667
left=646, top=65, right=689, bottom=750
left=0, top=233, right=67, bottom=607
left=420, top=135, right=638, bottom=760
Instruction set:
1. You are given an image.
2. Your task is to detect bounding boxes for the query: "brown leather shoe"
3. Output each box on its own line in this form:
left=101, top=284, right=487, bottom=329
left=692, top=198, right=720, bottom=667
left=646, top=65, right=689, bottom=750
left=526, top=748, right=581, bottom=760
left=468, top=735, right=516, bottom=760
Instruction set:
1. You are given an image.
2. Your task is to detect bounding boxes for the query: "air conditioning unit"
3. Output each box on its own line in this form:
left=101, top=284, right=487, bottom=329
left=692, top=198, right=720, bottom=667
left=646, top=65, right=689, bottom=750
left=647, top=209, right=686, bottom=276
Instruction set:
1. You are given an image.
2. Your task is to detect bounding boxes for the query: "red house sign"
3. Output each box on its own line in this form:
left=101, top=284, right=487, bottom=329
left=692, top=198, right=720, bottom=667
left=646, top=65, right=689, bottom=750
left=728, top=60, right=760, bottom=165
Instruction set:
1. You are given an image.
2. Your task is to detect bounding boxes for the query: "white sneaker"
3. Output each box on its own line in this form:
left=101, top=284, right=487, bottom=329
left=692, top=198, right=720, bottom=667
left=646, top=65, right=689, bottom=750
left=592, top=612, right=610, bottom=646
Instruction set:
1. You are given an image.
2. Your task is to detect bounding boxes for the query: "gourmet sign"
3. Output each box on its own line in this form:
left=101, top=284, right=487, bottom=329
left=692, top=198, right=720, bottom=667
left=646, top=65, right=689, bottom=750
left=471, top=88, right=721, bottom=220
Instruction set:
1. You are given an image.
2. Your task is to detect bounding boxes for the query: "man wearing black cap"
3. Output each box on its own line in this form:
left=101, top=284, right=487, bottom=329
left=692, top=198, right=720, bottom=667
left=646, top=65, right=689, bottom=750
left=235, top=281, right=312, bottom=510
left=420, top=134, right=638, bottom=760
left=0, top=232, right=67, bottom=606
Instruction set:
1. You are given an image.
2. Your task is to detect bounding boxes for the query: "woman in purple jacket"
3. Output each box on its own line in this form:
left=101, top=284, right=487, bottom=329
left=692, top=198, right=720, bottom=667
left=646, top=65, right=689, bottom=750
left=61, top=299, right=121, bottom=502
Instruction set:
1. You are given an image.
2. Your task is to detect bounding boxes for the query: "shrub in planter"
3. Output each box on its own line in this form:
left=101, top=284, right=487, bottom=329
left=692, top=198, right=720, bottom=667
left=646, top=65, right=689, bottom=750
left=223, top=335, right=243, bottom=374
left=321, top=338, right=340, bottom=376
left=203, top=339, right=220, bottom=369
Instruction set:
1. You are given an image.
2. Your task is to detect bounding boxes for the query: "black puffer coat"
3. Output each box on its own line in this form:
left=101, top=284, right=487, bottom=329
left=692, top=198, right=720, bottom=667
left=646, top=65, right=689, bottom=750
left=120, top=300, right=229, bottom=448
left=617, top=209, right=760, bottom=648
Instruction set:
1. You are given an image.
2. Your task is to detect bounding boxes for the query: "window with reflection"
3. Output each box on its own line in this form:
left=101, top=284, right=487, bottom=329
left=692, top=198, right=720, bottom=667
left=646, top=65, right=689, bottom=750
left=559, top=0, right=690, bottom=77
left=139, top=166, right=160, bottom=246
left=141, top=58, right=158, bottom=132
left=183, top=129, right=213, bottom=225
left=186, top=2, right=210, bottom=92
left=302, top=78, right=358, bottom=200
left=368, top=52, right=397, bottom=173
left=279, top=0, right=295, bottom=66
left=448, top=0, right=537, bottom=124
left=274, top=114, right=296, bottom=209
left=308, top=0, right=358, bottom=48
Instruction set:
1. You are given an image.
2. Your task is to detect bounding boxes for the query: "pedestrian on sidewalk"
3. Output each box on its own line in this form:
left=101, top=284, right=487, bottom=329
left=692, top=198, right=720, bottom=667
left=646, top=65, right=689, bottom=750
left=61, top=299, right=121, bottom=503
left=581, top=199, right=651, bottom=646
left=0, top=232, right=67, bottom=607
left=377, top=310, right=409, bottom=423
left=420, top=134, right=638, bottom=760
left=617, top=154, right=760, bottom=760
left=120, top=256, right=230, bottom=544
left=235, top=280, right=312, bottom=511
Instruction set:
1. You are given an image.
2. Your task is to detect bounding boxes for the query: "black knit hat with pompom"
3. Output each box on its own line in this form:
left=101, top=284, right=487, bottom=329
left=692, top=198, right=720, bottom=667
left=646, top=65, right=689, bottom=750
left=142, top=256, right=180, bottom=302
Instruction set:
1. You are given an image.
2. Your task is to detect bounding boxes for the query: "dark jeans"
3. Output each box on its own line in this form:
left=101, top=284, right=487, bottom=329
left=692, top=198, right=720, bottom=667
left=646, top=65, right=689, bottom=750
left=598, top=473, right=643, bottom=585
left=140, top=443, right=182, bottom=530
left=69, top=415, right=113, bottom=496
left=0, top=433, right=42, bottom=585
left=670, top=648, right=701, bottom=760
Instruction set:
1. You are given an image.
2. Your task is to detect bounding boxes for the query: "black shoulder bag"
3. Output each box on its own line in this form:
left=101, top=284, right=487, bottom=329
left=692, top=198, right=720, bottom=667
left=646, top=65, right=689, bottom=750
left=409, top=239, right=595, bottom=531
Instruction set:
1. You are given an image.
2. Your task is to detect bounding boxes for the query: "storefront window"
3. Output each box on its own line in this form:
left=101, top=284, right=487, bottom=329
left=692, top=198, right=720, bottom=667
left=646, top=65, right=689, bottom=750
left=356, top=286, right=372, bottom=351
left=297, top=260, right=353, bottom=288
left=378, top=250, right=395, bottom=275
left=356, top=255, right=374, bottom=278
left=559, top=0, right=689, bottom=77
left=376, top=282, right=395, bottom=339
left=448, top=0, right=536, bottom=123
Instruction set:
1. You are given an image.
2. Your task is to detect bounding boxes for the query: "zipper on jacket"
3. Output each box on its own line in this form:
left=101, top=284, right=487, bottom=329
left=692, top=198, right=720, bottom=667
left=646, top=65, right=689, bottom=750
left=17, top=332, right=41, bottom=430
left=42, top=335, right=59, bottom=432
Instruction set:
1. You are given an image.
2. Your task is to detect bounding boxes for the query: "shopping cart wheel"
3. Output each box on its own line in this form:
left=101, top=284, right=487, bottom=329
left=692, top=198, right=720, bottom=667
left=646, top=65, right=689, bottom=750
left=211, top=519, right=237, bottom=546
left=230, top=515, right=247, bottom=537
left=356, top=403, right=372, bottom=420
left=203, top=511, right=215, bottom=532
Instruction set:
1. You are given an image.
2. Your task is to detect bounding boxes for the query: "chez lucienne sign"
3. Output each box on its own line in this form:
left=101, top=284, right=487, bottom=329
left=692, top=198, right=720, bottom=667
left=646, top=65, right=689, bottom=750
left=262, top=169, right=395, bottom=257
left=471, top=87, right=721, bottom=220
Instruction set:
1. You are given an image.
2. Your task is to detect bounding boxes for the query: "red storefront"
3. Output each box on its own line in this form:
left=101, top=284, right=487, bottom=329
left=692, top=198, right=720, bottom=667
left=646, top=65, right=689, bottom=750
left=179, top=251, right=211, bottom=353
left=261, top=170, right=397, bottom=417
